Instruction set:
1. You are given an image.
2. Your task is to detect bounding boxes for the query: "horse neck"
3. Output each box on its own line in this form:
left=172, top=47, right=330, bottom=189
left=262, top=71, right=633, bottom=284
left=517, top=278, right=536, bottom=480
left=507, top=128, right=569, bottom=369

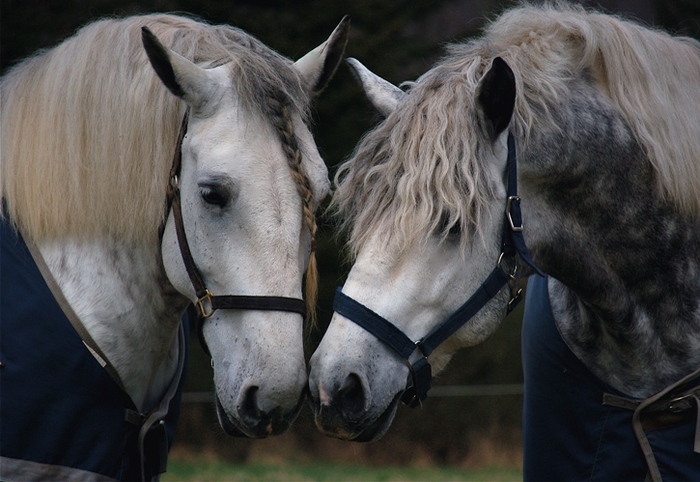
left=37, top=236, right=189, bottom=411
left=520, top=83, right=700, bottom=398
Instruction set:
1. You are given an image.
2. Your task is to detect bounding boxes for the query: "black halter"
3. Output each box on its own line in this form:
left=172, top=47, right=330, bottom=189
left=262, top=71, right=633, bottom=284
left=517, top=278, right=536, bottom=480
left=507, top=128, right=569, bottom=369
left=164, top=111, right=307, bottom=357
left=333, top=133, right=543, bottom=407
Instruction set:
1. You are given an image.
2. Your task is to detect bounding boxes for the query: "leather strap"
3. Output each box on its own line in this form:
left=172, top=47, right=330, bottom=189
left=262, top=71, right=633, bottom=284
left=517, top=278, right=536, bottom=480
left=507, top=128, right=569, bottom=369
left=603, top=367, right=700, bottom=481
left=164, top=110, right=307, bottom=357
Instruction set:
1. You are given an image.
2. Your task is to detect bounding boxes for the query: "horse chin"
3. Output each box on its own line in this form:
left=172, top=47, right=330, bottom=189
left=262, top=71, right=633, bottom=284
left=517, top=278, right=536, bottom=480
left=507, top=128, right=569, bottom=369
left=312, top=390, right=403, bottom=442
left=214, top=392, right=304, bottom=438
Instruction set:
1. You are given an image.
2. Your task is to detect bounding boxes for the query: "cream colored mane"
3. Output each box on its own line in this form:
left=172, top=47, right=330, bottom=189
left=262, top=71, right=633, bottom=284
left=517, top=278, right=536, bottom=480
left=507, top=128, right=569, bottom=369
left=333, top=1, right=700, bottom=256
left=0, top=14, right=309, bottom=243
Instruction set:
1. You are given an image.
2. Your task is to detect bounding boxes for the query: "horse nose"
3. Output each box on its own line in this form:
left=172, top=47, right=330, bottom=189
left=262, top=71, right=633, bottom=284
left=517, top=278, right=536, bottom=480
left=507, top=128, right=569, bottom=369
left=233, top=384, right=304, bottom=437
left=336, top=373, right=367, bottom=422
left=239, top=385, right=263, bottom=425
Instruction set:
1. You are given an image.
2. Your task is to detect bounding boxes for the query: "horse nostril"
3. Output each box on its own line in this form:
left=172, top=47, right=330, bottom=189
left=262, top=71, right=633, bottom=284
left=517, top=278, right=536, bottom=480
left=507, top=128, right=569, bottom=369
left=239, top=385, right=262, bottom=423
left=338, top=373, right=366, bottom=420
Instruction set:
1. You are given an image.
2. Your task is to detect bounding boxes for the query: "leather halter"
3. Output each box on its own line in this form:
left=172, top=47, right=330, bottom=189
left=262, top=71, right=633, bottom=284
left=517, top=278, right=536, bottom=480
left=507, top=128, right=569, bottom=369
left=164, top=111, right=307, bottom=356
left=333, top=133, right=543, bottom=407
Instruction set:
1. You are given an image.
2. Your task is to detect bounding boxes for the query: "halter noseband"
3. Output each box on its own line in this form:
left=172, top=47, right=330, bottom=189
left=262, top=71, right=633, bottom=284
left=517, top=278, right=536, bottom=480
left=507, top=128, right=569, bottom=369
left=164, top=111, right=307, bottom=357
left=333, top=133, right=543, bottom=407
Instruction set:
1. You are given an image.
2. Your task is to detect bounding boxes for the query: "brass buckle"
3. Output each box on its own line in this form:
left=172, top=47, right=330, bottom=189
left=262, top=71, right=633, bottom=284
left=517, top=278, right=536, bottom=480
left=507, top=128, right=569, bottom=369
left=506, top=196, right=523, bottom=232
left=196, top=290, right=215, bottom=319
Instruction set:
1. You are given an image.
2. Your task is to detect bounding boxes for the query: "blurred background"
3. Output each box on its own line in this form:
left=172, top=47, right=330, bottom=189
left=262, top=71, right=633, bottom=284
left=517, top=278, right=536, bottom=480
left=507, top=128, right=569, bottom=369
left=3, top=0, right=698, bottom=472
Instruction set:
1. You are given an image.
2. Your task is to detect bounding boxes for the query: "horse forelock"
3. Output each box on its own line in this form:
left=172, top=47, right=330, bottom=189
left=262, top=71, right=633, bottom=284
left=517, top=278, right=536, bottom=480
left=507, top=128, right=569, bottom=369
left=333, top=59, right=500, bottom=257
left=0, top=13, right=310, bottom=245
left=334, top=1, right=700, bottom=257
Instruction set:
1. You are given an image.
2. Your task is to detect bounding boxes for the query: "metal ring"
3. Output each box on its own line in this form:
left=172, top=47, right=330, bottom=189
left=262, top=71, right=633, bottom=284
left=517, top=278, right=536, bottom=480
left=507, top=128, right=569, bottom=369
left=497, top=252, right=518, bottom=280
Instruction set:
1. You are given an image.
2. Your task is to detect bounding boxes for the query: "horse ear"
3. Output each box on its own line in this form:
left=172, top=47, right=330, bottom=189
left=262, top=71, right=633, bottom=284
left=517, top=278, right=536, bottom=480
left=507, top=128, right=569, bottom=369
left=294, top=16, right=350, bottom=95
left=477, top=57, right=516, bottom=142
left=346, top=58, right=406, bottom=117
left=141, top=27, right=219, bottom=112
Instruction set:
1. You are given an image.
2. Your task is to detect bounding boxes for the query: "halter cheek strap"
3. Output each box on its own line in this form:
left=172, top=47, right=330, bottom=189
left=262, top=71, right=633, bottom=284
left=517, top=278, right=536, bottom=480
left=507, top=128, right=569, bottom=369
left=164, top=111, right=307, bottom=357
left=334, top=133, right=542, bottom=407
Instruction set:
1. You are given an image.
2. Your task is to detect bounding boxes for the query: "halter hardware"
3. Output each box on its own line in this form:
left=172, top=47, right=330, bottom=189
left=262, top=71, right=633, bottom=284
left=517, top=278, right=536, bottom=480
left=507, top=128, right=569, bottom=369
left=333, top=133, right=543, bottom=408
left=506, top=195, right=524, bottom=232
left=196, top=289, right=215, bottom=319
left=163, top=110, right=308, bottom=356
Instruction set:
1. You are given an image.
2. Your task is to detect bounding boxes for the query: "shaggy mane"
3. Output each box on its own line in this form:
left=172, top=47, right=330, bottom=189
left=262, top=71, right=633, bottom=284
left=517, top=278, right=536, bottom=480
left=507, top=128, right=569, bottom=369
left=333, top=1, right=700, bottom=255
left=1, top=14, right=309, bottom=243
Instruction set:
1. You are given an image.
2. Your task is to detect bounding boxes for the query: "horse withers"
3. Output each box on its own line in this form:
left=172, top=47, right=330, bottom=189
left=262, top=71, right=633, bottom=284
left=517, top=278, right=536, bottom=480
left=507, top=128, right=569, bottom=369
left=308, top=3, right=700, bottom=479
left=0, top=13, right=348, bottom=481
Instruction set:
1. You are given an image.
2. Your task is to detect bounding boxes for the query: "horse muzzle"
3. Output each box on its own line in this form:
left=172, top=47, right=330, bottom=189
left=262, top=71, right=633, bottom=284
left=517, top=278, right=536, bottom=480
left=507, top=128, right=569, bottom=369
left=307, top=377, right=403, bottom=442
left=214, top=388, right=305, bottom=438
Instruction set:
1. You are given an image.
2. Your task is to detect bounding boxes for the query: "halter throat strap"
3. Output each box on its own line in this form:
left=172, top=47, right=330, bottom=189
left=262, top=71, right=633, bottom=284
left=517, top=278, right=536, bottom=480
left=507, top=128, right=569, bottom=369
left=164, top=111, right=307, bottom=357
left=333, top=133, right=541, bottom=407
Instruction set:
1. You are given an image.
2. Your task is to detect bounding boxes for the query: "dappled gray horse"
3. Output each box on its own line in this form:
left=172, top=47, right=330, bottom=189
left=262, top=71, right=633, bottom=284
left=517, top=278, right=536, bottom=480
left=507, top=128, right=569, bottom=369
left=308, top=3, right=700, bottom=480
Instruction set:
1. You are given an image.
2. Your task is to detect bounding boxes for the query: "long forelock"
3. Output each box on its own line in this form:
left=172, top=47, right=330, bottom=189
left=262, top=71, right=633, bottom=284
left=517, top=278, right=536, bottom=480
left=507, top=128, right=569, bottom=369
left=0, top=13, right=310, bottom=244
left=333, top=59, right=501, bottom=258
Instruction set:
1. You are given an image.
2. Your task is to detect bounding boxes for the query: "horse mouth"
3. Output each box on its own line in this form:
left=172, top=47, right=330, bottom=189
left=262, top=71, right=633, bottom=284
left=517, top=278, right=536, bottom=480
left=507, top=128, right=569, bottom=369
left=214, top=392, right=304, bottom=438
left=311, top=390, right=403, bottom=442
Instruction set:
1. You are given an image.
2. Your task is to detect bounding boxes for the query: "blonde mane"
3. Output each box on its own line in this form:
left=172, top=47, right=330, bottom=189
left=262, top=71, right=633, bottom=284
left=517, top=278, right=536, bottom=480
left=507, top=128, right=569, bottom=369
left=334, top=1, right=700, bottom=255
left=0, top=14, right=309, bottom=244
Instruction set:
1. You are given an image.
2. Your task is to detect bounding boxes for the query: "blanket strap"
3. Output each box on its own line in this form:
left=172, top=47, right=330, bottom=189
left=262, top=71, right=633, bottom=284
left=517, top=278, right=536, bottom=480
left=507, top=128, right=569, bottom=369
left=124, top=322, right=186, bottom=482
left=603, top=367, right=700, bottom=482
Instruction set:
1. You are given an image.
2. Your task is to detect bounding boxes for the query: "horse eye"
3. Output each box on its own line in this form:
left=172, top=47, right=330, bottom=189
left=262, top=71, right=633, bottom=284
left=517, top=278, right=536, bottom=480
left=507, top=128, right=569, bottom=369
left=438, top=213, right=462, bottom=237
left=200, top=186, right=229, bottom=208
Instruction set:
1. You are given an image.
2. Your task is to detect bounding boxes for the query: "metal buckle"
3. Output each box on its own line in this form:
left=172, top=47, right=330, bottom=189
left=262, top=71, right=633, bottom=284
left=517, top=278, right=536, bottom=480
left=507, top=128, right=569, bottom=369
left=507, top=287, right=523, bottom=314
left=196, top=290, right=215, bottom=319
left=506, top=195, right=523, bottom=232
left=668, top=394, right=694, bottom=413
left=497, top=252, right=518, bottom=280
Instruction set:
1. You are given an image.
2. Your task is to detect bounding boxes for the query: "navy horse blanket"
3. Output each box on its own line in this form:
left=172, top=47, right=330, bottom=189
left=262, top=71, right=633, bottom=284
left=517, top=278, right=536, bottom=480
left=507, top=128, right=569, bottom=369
left=522, top=275, right=700, bottom=481
left=0, top=216, right=188, bottom=481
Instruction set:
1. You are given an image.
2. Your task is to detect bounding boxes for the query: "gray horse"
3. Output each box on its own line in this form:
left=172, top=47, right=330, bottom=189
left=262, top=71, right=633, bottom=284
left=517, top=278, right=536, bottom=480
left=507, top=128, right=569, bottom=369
left=309, top=3, right=700, bottom=480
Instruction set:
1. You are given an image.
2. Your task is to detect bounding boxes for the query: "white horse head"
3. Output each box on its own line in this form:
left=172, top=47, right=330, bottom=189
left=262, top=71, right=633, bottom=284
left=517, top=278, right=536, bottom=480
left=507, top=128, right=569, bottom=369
left=309, top=56, right=515, bottom=441
left=142, top=19, right=348, bottom=437
left=1, top=13, right=348, bottom=444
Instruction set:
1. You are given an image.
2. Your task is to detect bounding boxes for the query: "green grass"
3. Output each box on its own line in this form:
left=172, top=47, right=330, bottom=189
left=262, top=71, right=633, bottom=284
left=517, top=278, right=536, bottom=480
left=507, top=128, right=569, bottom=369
left=162, top=459, right=522, bottom=481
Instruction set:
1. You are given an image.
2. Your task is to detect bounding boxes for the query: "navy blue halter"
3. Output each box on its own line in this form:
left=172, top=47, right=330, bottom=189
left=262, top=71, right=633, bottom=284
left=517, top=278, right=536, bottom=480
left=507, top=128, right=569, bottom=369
left=333, top=133, right=542, bottom=407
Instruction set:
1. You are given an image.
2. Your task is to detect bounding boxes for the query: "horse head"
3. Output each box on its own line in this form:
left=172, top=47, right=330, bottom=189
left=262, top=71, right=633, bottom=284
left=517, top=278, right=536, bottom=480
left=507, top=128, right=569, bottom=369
left=143, top=18, right=348, bottom=438
left=309, top=57, right=519, bottom=441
